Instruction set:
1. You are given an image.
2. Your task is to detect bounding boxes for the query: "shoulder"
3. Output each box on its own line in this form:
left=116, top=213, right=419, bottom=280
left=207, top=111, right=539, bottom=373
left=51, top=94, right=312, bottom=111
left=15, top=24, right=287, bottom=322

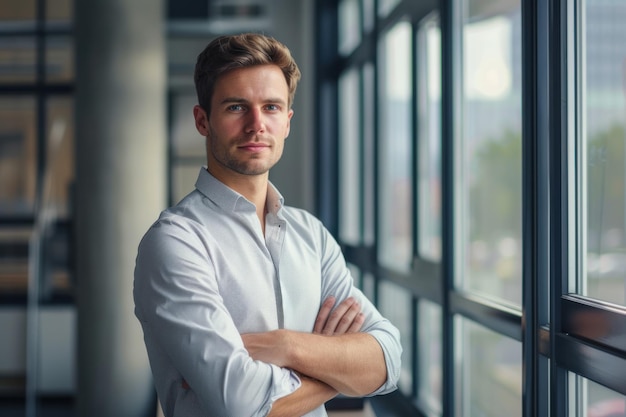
left=138, top=191, right=217, bottom=253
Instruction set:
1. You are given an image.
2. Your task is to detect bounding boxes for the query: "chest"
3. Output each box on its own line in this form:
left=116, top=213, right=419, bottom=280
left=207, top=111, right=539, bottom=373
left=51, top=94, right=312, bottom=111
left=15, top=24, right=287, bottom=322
left=210, top=219, right=322, bottom=334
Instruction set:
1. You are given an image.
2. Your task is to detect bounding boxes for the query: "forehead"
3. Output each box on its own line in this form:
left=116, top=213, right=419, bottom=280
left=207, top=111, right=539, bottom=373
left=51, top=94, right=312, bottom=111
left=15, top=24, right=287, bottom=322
left=212, top=65, right=289, bottom=102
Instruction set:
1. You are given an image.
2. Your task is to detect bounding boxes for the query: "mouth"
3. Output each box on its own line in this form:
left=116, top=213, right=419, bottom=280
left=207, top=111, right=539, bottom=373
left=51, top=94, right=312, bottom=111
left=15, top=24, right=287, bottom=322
left=238, top=142, right=270, bottom=152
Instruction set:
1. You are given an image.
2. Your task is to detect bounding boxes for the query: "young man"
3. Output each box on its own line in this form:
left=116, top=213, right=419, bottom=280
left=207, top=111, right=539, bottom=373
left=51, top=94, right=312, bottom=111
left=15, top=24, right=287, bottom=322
left=133, top=33, right=401, bottom=417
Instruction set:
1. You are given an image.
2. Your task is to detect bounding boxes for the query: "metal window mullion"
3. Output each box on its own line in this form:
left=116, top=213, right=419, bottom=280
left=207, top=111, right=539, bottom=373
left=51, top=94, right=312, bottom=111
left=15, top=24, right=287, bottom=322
left=409, top=19, right=421, bottom=401
left=26, top=0, right=48, bottom=415
left=548, top=0, right=573, bottom=415
left=440, top=0, right=458, bottom=415
left=522, top=0, right=552, bottom=415
left=371, top=0, right=381, bottom=307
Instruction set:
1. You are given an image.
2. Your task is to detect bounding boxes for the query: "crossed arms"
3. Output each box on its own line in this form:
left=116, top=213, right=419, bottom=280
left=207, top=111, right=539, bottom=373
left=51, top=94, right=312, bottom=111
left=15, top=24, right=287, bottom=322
left=242, top=296, right=388, bottom=417
left=134, top=215, right=402, bottom=417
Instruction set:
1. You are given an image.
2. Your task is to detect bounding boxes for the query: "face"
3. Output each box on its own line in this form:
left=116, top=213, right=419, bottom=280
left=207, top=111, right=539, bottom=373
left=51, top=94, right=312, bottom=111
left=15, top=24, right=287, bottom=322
left=193, top=64, right=293, bottom=183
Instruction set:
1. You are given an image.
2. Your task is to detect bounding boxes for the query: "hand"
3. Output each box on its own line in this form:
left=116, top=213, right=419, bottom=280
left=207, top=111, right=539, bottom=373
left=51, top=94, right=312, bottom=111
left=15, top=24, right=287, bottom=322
left=313, top=296, right=364, bottom=335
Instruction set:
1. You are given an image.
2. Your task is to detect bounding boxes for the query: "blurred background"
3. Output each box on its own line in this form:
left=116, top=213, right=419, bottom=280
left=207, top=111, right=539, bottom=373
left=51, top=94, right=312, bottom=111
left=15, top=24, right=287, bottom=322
left=1, top=0, right=626, bottom=417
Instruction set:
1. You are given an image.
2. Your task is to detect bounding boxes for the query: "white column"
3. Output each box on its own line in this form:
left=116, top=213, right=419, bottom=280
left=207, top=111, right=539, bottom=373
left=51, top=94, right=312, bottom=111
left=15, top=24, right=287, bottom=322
left=74, top=0, right=167, bottom=415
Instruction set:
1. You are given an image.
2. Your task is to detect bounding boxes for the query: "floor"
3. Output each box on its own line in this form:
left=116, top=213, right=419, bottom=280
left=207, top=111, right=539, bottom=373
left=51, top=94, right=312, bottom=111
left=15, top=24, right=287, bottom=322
left=0, top=397, right=377, bottom=417
left=328, top=401, right=376, bottom=417
left=157, top=398, right=376, bottom=417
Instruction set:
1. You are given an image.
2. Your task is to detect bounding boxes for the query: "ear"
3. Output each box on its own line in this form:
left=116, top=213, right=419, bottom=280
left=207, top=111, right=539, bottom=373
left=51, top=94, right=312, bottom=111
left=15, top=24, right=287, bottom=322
left=284, top=108, right=294, bottom=139
left=193, top=105, right=210, bottom=136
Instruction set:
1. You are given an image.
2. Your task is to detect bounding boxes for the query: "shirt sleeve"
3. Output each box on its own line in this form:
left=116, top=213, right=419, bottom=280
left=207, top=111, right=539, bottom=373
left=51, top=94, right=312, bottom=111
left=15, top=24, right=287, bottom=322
left=316, top=220, right=403, bottom=396
left=133, top=216, right=300, bottom=417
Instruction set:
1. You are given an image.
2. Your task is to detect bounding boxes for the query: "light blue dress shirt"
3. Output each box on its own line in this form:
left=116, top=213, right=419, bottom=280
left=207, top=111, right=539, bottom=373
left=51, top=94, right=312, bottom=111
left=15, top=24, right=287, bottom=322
left=134, top=168, right=401, bottom=417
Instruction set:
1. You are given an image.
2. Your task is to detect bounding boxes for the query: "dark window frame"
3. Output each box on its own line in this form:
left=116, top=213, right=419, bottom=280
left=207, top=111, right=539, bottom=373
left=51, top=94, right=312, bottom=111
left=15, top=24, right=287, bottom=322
left=315, top=0, right=626, bottom=416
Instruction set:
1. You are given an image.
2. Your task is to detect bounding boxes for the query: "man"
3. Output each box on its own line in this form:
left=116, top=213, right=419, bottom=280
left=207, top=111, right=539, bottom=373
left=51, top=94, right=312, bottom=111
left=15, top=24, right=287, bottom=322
left=133, top=33, right=401, bottom=417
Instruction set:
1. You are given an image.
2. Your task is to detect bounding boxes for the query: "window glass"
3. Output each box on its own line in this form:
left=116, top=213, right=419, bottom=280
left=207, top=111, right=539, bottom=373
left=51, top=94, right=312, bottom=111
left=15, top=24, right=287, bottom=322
left=46, top=36, right=74, bottom=83
left=339, top=0, right=361, bottom=56
left=46, top=96, right=73, bottom=219
left=362, top=63, right=376, bottom=245
left=378, top=0, right=400, bottom=18
left=172, top=165, right=199, bottom=205
left=172, top=93, right=205, bottom=159
left=379, top=280, right=413, bottom=395
left=0, top=226, right=31, bottom=294
left=170, top=93, right=205, bottom=205
left=362, top=0, right=375, bottom=33
left=582, top=0, right=626, bottom=306
left=455, top=317, right=522, bottom=417
left=417, top=14, right=442, bottom=261
left=378, top=21, right=413, bottom=272
left=0, top=0, right=36, bottom=30
left=339, top=68, right=361, bottom=244
left=46, top=0, right=73, bottom=23
left=0, top=96, right=36, bottom=216
left=362, top=272, right=376, bottom=301
left=0, top=37, right=36, bottom=83
left=570, top=373, right=626, bottom=417
left=418, top=299, right=442, bottom=416
left=459, top=0, right=522, bottom=306
left=347, top=263, right=361, bottom=289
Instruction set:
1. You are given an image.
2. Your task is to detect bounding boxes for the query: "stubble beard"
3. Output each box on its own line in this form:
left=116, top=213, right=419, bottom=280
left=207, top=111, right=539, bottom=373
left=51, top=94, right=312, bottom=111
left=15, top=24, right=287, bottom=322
left=207, top=131, right=277, bottom=177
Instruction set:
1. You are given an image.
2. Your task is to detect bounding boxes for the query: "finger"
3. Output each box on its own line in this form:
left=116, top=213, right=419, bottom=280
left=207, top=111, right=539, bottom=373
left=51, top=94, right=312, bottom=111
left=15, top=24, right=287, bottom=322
left=346, top=312, right=365, bottom=333
left=322, top=297, right=356, bottom=335
left=333, top=301, right=361, bottom=334
left=313, top=296, right=336, bottom=334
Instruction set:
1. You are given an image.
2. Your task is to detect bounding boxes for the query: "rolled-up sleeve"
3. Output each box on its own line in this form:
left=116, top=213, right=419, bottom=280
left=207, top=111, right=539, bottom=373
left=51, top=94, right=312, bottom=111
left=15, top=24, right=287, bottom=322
left=316, top=220, right=402, bottom=396
left=133, top=217, right=300, bottom=417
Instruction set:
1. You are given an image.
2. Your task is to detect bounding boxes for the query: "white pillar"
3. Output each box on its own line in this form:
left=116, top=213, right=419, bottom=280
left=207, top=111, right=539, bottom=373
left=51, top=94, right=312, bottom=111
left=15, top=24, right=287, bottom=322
left=74, top=0, right=167, bottom=416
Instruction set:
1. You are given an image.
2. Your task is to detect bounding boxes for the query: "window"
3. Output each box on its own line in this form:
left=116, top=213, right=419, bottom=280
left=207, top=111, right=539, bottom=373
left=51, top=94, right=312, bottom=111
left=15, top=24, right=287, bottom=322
left=581, top=0, right=626, bottom=307
left=378, top=21, right=413, bottom=272
left=317, top=0, right=626, bottom=416
left=0, top=0, right=74, bottom=299
left=458, top=0, right=522, bottom=307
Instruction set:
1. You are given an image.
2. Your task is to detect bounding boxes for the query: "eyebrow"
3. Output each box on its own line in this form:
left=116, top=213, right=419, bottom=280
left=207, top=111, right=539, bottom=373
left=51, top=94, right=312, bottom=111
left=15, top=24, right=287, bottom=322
left=219, top=96, right=287, bottom=106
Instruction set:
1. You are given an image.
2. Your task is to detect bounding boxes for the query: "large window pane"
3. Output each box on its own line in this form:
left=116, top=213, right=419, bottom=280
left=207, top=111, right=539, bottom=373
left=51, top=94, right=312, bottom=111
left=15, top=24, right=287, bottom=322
left=46, top=36, right=74, bottom=83
left=378, top=0, right=400, bottom=18
left=417, top=299, right=442, bottom=416
left=362, top=63, right=376, bottom=245
left=583, top=0, right=626, bottom=306
left=0, top=0, right=36, bottom=30
left=0, top=37, right=36, bottom=83
left=459, top=0, right=522, bottom=306
left=46, top=96, right=74, bottom=219
left=378, top=21, right=413, bottom=272
left=0, top=96, right=36, bottom=216
left=456, top=317, right=522, bottom=417
left=170, top=93, right=205, bottom=204
left=46, top=0, right=73, bottom=23
left=339, top=0, right=361, bottom=56
left=417, top=14, right=442, bottom=261
left=379, top=280, right=413, bottom=395
left=338, top=68, right=361, bottom=244
left=570, top=373, right=626, bottom=417
left=172, top=93, right=204, bottom=159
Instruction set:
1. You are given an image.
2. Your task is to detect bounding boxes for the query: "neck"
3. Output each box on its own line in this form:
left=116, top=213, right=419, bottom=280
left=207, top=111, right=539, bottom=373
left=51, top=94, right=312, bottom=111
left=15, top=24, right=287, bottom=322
left=206, top=167, right=269, bottom=233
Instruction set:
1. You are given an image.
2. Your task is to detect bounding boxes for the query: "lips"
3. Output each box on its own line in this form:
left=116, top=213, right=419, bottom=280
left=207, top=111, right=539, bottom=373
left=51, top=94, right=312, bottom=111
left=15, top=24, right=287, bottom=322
left=238, top=142, right=270, bottom=152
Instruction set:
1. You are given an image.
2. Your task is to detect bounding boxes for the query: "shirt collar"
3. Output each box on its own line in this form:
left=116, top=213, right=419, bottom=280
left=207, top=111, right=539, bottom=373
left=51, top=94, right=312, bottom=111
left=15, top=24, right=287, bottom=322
left=194, top=167, right=285, bottom=214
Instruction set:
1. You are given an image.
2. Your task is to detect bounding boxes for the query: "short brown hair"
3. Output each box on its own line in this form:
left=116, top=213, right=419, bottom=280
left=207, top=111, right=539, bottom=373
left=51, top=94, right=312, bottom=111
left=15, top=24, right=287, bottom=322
left=194, top=33, right=301, bottom=115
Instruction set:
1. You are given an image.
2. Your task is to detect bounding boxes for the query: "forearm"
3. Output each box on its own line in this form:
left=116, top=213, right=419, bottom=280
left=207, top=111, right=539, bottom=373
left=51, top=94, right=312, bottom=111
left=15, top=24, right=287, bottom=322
left=287, top=331, right=387, bottom=396
left=267, top=375, right=337, bottom=417
left=243, top=330, right=387, bottom=397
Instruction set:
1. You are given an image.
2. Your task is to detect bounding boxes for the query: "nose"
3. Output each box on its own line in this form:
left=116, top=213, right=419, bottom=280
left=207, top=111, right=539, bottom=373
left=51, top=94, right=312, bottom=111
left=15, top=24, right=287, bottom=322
left=245, top=108, right=266, bottom=134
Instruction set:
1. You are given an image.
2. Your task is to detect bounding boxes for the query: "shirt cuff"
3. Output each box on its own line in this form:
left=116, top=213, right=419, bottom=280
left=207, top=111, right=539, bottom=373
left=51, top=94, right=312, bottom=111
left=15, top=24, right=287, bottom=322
left=261, top=365, right=302, bottom=416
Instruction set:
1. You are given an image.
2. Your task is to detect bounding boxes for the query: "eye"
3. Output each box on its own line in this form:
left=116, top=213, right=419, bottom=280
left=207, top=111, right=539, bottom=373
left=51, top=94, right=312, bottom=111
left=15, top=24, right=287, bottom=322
left=265, top=104, right=280, bottom=111
left=227, top=104, right=244, bottom=112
